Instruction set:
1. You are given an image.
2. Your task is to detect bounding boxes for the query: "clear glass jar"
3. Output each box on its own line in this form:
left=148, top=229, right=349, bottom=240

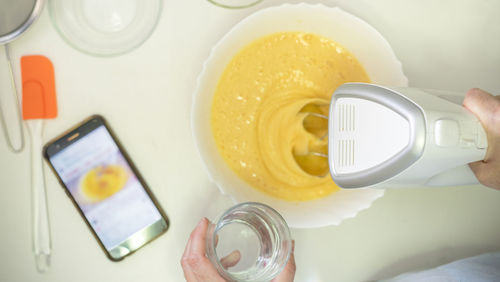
left=206, top=202, right=292, bottom=282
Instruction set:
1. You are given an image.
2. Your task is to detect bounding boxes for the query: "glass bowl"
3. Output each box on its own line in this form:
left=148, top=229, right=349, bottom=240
left=207, top=0, right=262, bottom=9
left=49, top=0, right=162, bottom=56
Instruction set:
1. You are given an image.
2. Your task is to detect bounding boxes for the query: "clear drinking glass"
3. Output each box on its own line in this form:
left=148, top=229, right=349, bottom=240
left=206, top=202, right=292, bottom=282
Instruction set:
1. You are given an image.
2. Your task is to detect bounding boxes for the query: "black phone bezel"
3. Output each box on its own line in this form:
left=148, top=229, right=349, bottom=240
left=43, top=114, right=169, bottom=261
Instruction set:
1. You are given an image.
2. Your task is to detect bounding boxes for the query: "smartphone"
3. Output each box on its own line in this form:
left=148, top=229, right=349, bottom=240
left=44, top=115, right=169, bottom=261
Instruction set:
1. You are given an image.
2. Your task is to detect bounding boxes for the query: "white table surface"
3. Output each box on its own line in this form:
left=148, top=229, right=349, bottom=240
left=1, top=0, right=500, bottom=281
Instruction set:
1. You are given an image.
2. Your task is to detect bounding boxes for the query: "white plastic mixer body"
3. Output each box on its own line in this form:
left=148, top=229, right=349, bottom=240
left=328, top=83, right=487, bottom=189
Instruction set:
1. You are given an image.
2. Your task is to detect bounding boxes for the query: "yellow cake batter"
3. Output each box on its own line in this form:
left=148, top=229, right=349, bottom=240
left=211, top=32, right=370, bottom=201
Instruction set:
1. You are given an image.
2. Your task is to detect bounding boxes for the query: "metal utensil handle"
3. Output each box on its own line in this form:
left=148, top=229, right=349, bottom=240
left=0, top=44, right=25, bottom=153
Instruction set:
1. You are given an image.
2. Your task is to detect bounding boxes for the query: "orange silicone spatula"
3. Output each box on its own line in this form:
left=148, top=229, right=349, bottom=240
left=21, top=55, right=57, bottom=273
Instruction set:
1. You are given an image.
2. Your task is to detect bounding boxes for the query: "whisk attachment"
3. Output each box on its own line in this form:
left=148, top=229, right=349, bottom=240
left=302, top=112, right=329, bottom=140
left=294, top=108, right=330, bottom=177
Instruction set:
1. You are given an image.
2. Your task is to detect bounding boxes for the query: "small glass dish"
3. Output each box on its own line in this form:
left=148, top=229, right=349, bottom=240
left=206, top=202, right=292, bottom=282
left=49, top=0, right=162, bottom=56
left=207, top=0, right=262, bottom=9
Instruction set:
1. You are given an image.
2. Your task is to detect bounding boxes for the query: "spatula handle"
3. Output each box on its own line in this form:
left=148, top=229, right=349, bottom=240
left=27, top=119, right=51, bottom=273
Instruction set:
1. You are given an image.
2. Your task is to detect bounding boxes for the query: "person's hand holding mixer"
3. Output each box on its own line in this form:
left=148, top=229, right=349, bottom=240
left=463, top=88, right=500, bottom=190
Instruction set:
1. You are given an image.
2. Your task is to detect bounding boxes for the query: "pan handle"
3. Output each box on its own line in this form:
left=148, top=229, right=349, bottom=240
left=0, top=44, right=25, bottom=153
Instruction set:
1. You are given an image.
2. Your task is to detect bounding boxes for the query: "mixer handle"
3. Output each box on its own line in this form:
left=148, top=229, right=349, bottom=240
left=425, top=164, right=479, bottom=186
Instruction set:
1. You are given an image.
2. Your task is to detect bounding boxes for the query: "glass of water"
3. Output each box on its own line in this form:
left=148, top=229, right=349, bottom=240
left=206, top=202, right=292, bottom=282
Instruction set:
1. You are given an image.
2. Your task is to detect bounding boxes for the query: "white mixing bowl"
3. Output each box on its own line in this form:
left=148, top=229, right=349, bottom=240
left=192, top=3, right=408, bottom=228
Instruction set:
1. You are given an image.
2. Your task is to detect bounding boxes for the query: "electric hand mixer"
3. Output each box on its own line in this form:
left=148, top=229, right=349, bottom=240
left=323, top=83, right=487, bottom=189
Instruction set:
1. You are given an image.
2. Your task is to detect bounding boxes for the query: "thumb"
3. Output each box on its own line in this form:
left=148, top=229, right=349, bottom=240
left=463, top=88, right=500, bottom=162
left=464, top=88, right=500, bottom=189
left=463, top=88, right=500, bottom=137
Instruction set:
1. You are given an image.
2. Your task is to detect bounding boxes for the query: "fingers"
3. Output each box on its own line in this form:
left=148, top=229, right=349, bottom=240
left=220, top=250, right=241, bottom=269
left=463, top=88, right=500, bottom=136
left=181, top=218, right=226, bottom=282
left=187, top=217, right=209, bottom=256
left=469, top=160, right=500, bottom=190
left=469, top=160, right=488, bottom=184
left=272, top=240, right=296, bottom=282
left=181, top=218, right=209, bottom=278
left=464, top=88, right=500, bottom=190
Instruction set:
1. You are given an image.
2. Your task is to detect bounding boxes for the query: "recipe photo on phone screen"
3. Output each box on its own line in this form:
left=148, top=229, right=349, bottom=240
left=48, top=125, right=164, bottom=251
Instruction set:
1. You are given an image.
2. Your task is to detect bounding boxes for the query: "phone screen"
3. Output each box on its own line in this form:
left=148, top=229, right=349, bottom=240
left=47, top=119, right=166, bottom=256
